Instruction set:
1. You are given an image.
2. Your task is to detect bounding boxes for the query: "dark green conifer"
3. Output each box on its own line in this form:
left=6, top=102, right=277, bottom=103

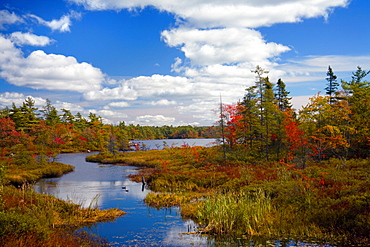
left=325, top=66, right=339, bottom=104
left=275, top=78, right=292, bottom=111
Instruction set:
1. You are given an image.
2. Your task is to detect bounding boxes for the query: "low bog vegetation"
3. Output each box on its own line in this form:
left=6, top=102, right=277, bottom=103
left=0, top=158, right=125, bottom=246
left=90, top=146, right=370, bottom=245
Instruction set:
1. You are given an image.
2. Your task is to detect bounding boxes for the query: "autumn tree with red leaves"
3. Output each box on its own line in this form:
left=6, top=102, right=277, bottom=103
left=221, top=66, right=369, bottom=163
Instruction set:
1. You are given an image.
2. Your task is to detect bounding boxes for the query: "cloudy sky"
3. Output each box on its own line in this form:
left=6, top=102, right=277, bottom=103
left=0, top=0, right=369, bottom=126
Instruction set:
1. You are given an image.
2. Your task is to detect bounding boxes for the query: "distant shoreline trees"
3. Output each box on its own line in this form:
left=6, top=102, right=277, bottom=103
left=0, top=98, right=218, bottom=157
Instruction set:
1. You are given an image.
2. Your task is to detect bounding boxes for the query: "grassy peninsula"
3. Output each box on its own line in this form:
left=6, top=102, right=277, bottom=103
left=0, top=159, right=125, bottom=246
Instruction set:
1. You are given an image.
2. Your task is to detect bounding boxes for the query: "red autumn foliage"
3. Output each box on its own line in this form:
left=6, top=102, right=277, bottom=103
left=79, top=136, right=88, bottom=142
left=222, top=104, right=243, bottom=147
left=0, top=117, right=23, bottom=148
left=283, top=111, right=308, bottom=154
left=53, top=137, right=66, bottom=144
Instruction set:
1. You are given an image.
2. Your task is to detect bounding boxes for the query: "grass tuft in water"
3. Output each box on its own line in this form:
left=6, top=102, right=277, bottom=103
left=197, top=189, right=273, bottom=235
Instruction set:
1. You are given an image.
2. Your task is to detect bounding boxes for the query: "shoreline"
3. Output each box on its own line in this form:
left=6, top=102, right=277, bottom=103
left=0, top=158, right=126, bottom=246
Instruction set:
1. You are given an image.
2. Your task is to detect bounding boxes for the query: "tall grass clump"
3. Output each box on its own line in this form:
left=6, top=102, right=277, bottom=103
left=197, top=189, right=273, bottom=235
left=0, top=185, right=125, bottom=246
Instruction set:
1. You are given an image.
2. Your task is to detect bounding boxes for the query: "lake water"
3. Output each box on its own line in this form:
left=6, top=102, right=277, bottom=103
left=34, top=139, right=216, bottom=246
left=129, top=138, right=218, bottom=151
left=33, top=139, right=337, bottom=246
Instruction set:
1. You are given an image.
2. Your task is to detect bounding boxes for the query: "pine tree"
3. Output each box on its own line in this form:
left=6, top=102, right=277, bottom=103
left=61, top=109, right=75, bottom=124
left=274, top=78, right=292, bottom=159
left=240, top=86, right=260, bottom=150
left=261, top=77, right=276, bottom=160
left=10, top=97, right=40, bottom=132
left=341, top=66, right=370, bottom=157
left=42, top=99, right=61, bottom=125
left=325, top=66, right=339, bottom=104
left=251, top=65, right=269, bottom=127
left=275, top=78, right=292, bottom=111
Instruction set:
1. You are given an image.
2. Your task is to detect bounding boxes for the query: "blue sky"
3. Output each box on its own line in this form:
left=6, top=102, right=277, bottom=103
left=0, top=0, right=369, bottom=126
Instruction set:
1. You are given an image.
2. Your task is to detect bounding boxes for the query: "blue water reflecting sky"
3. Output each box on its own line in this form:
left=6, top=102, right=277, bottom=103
left=34, top=152, right=209, bottom=246
left=34, top=140, right=338, bottom=246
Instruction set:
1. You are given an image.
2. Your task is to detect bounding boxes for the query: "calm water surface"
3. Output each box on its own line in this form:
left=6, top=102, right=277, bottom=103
left=34, top=139, right=215, bottom=246
left=34, top=139, right=337, bottom=246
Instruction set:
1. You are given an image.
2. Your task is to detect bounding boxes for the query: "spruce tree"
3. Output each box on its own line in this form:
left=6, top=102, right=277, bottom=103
left=10, top=97, right=40, bottom=132
left=274, top=78, right=292, bottom=159
left=341, top=66, right=370, bottom=157
left=275, top=78, right=292, bottom=111
left=262, top=77, right=276, bottom=160
left=42, top=99, right=61, bottom=125
left=325, top=66, right=339, bottom=104
left=240, top=86, right=260, bottom=150
left=251, top=65, right=269, bottom=126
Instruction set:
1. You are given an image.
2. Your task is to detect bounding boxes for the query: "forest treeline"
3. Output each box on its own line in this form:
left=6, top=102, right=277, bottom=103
left=220, top=65, right=369, bottom=164
left=0, top=65, right=368, bottom=162
left=0, top=99, right=217, bottom=156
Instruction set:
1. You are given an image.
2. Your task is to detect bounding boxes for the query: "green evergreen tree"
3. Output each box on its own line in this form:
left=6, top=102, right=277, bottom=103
left=0, top=107, right=10, bottom=118
left=341, top=66, right=370, bottom=157
left=10, top=97, right=40, bottom=132
left=325, top=66, right=339, bottom=104
left=251, top=65, right=269, bottom=127
left=275, top=78, right=292, bottom=111
left=74, top=112, right=88, bottom=129
left=240, top=86, right=260, bottom=150
left=261, top=77, right=280, bottom=161
left=41, top=99, right=61, bottom=125
left=274, top=78, right=292, bottom=159
left=61, top=109, right=75, bottom=124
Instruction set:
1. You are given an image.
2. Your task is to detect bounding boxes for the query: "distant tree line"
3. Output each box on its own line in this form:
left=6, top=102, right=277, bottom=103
left=0, top=98, right=217, bottom=159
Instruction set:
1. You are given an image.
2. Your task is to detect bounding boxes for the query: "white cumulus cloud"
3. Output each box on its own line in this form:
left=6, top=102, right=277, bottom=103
left=276, top=55, right=370, bottom=84
left=147, top=99, right=177, bottom=106
left=133, top=114, right=176, bottom=126
left=69, top=0, right=349, bottom=28
left=10, top=32, right=55, bottom=47
left=0, top=10, right=24, bottom=29
left=0, top=35, right=104, bottom=93
left=83, top=84, right=138, bottom=101
left=162, top=27, right=290, bottom=66
left=108, top=101, right=130, bottom=108
left=28, top=11, right=81, bottom=32
left=54, top=101, right=85, bottom=113
left=0, top=92, right=46, bottom=108
left=83, top=74, right=203, bottom=101
left=89, top=109, right=128, bottom=118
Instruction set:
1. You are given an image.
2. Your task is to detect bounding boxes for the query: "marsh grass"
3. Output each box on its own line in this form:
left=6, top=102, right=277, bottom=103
left=3, top=161, right=74, bottom=186
left=2, top=185, right=124, bottom=225
left=197, top=190, right=273, bottom=235
left=0, top=182, right=124, bottom=246
left=144, top=191, right=205, bottom=208
left=87, top=148, right=370, bottom=244
left=0, top=229, right=109, bottom=247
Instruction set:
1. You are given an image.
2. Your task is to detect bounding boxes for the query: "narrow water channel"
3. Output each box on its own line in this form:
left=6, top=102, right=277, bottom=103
left=34, top=140, right=213, bottom=246
left=33, top=139, right=337, bottom=246
left=34, top=153, right=210, bottom=246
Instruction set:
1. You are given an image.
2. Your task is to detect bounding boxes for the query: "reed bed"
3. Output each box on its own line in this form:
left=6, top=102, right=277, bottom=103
left=87, top=147, right=370, bottom=244
left=197, top=190, right=273, bottom=235
left=0, top=184, right=125, bottom=246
